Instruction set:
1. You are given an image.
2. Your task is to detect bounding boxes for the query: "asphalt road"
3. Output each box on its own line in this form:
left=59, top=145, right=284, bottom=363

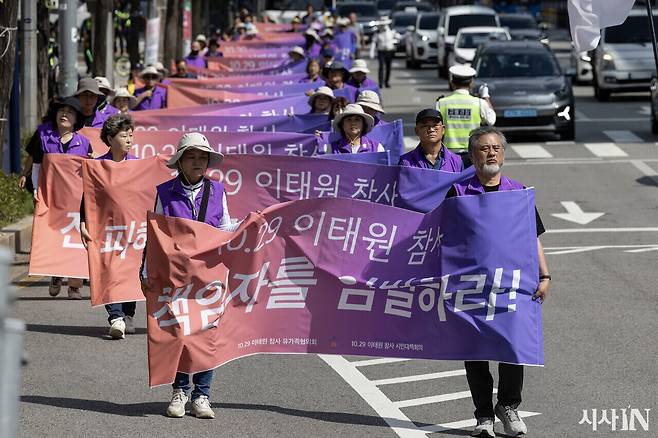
left=11, top=57, right=658, bottom=438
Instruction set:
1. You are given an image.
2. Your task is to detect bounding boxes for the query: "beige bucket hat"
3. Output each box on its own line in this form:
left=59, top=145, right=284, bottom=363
left=356, top=90, right=386, bottom=114
left=167, top=133, right=224, bottom=169
left=288, top=46, right=306, bottom=58
left=332, top=103, right=375, bottom=134
left=349, top=59, right=370, bottom=74
left=94, top=76, right=113, bottom=94
left=110, top=87, right=137, bottom=109
left=308, top=86, right=335, bottom=106
left=139, top=65, right=162, bottom=79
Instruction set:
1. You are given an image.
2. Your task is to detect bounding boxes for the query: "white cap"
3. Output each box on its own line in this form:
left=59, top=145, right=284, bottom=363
left=288, top=46, right=306, bottom=58
left=304, top=28, right=320, bottom=41
left=356, top=90, right=385, bottom=114
left=349, top=59, right=370, bottom=74
left=449, top=64, right=477, bottom=80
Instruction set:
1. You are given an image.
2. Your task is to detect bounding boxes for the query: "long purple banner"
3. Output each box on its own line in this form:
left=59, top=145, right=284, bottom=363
left=132, top=114, right=331, bottom=133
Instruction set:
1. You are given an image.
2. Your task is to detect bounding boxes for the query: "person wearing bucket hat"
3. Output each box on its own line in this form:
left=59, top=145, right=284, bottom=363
left=185, top=39, right=208, bottom=70
left=288, top=46, right=306, bottom=63
left=110, top=87, right=138, bottom=114
left=322, top=61, right=357, bottom=102
left=398, top=108, right=463, bottom=173
left=134, top=65, right=167, bottom=111
left=19, top=96, right=92, bottom=300
left=288, top=16, right=302, bottom=33
left=74, top=77, right=111, bottom=128
left=347, top=59, right=380, bottom=95
left=304, top=28, right=322, bottom=57
left=140, top=132, right=238, bottom=420
left=308, top=86, right=335, bottom=115
left=300, top=58, right=323, bottom=83
left=330, top=103, right=384, bottom=154
left=356, top=90, right=386, bottom=126
left=94, top=76, right=121, bottom=120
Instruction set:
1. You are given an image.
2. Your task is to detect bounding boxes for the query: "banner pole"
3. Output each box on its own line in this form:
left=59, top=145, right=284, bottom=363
left=645, top=0, right=658, bottom=75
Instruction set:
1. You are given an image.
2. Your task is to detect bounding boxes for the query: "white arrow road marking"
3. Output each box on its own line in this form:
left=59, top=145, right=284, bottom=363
left=638, top=105, right=651, bottom=115
left=551, top=201, right=604, bottom=225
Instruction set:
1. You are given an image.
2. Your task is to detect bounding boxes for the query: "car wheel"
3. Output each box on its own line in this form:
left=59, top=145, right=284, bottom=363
left=406, top=58, right=412, bottom=68
left=560, top=121, right=576, bottom=141
left=593, top=78, right=610, bottom=101
left=652, top=106, right=658, bottom=134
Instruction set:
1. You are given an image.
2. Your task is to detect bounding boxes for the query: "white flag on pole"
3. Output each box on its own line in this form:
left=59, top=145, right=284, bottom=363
left=568, top=0, right=637, bottom=52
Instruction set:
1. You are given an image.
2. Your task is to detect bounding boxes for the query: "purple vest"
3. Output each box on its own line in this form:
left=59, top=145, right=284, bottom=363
left=398, top=144, right=463, bottom=173
left=96, top=151, right=138, bottom=161
left=88, top=104, right=119, bottom=128
left=38, top=123, right=91, bottom=156
left=330, top=135, right=379, bottom=154
left=330, top=83, right=358, bottom=103
left=453, top=175, right=524, bottom=196
left=156, top=177, right=225, bottom=227
left=185, top=54, right=208, bottom=69
left=349, top=77, right=380, bottom=95
left=134, top=86, right=167, bottom=111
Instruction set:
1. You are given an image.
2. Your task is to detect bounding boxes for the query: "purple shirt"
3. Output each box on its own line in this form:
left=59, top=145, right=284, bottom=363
left=330, top=84, right=358, bottom=103
left=398, top=144, right=463, bottom=173
left=133, top=86, right=167, bottom=111
left=185, top=54, right=208, bottom=69
left=330, top=135, right=379, bottom=154
left=156, top=177, right=225, bottom=227
left=349, top=77, right=380, bottom=96
left=96, top=151, right=138, bottom=161
left=453, top=175, right=524, bottom=196
left=90, top=104, right=120, bottom=128
left=38, top=123, right=91, bottom=157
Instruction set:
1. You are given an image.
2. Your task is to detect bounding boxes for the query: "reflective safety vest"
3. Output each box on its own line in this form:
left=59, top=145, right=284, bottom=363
left=437, top=91, right=482, bottom=152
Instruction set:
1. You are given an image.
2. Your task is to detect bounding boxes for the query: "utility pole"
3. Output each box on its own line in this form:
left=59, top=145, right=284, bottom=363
left=20, top=0, right=38, bottom=136
left=58, top=0, right=79, bottom=96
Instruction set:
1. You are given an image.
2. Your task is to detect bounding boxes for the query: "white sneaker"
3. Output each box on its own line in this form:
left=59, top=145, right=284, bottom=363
left=471, top=418, right=496, bottom=437
left=108, top=318, right=126, bottom=339
left=124, top=315, right=135, bottom=334
left=495, top=404, right=527, bottom=436
left=191, top=396, right=215, bottom=419
left=166, top=389, right=188, bottom=418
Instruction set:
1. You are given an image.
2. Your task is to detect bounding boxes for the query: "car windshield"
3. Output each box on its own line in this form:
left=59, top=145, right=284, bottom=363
left=604, top=15, right=658, bottom=43
left=393, top=15, right=416, bottom=27
left=419, top=14, right=440, bottom=29
left=476, top=50, right=561, bottom=77
left=378, top=0, right=397, bottom=9
left=544, top=28, right=571, bottom=42
left=500, top=16, right=538, bottom=30
left=457, top=32, right=507, bottom=48
left=448, top=14, right=498, bottom=35
left=337, top=4, right=377, bottom=17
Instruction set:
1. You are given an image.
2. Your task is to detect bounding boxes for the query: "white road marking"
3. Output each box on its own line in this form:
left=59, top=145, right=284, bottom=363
left=545, top=140, right=575, bottom=145
left=319, top=354, right=428, bottom=438
left=352, top=357, right=412, bottom=367
left=630, top=160, right=658, bottom=185
left=583, top=142, right=628, bottom=157
left=624, top=247, right=658, bottom=253
left=418, top=411, right=542, bottom=434
left=394, top=389, right=485, bottom=408
left=506, top=157, right=658, bottom=166
left=575, top=109, right=590, bottom=121
left=546, top=227, right=658, bottom=233
left=638, top=105, right=651, bottom=115
left=372, top=369, right=466, bottom=386
left=412, top=96, right=422, bottom=103
left=578, top=117, right=646, bottom=122
left=511, top=145, right=553, bottom=159
left=543, top=244, right=658, bottom=255
left=551, top=201, right=604, bottom=225
left=603, top=130, right=644, bottom=143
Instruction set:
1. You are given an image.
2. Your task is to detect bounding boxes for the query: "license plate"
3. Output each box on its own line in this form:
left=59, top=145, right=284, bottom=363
left=504, top=109, right=537, bottom=118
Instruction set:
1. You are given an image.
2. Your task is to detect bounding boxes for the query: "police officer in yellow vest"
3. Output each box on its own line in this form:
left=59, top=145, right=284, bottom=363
left=437, top=65, right=496, bottom=166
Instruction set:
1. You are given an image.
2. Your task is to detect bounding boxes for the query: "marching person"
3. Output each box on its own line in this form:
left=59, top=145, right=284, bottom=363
left=320, top=47, right=335, bottom=67
left=308, top=86, right=335, bottom=115
left=75, top=77, right=111, bottom=128
left=79, top=114, right=138, bottom=339
left=330, top=104, right=384, bottom=154
left=322, top=61, right=357, bottom=102
left=398, top=108, right=463, bottom=172
left=141, top=133, right=239, bottom=419
left=185, top=39, right=208, bottom=69
left=171, top=60, right=197, bottom=79
left=437, top=65, right=495, bottom=166
left=347, top=59, right=380, bottom=96
left=109, top=88, right=137, bottom=114
left=288, top=46, right=306, bottom=63
left=328, top=96, right=349, bottom=122
left=445, top=126, right=549, bottom=438
left=300, top=58, right=322, bottom=83
left=356, top=90, right=386, bottom=127
left=133, top=66, right=167, bottom=111
left=370, top=17, right=396, bottom=89
left=19, top=97, right=92, bottom=299
left=94, top=76, right=120, bottom=119
left=206, top=39, right=223, bottom=58
left=303, top=28, right=322, bottom=58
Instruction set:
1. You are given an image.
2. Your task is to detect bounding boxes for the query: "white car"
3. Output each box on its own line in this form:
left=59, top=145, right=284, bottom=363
left=448, top=26, right=510, bottom=68
left=405, top=12, right=441, bottom=69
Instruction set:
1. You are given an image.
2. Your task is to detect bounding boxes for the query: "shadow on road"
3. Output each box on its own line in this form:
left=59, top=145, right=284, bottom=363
left=21, top=396, right=165, bottom=417
left=636, top=176, right=658, bottom=187
left=25, top=323, right=147, bottom=337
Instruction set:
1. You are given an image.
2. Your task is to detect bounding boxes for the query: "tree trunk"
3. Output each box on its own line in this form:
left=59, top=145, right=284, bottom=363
left=37, top=2, right=52, bottom=120
left=192, top=0, right=203, bottom=38
left=163, top=0, right=181, bottom=66
left=0, top=1, right=19, bottom=149
left=93, top=0, right=114, bottom=78
left=127, top=0, right=142, bottom=68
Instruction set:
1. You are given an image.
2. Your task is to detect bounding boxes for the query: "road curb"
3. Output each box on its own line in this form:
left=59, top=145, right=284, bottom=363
left=0, top=215, right=33, bottom=256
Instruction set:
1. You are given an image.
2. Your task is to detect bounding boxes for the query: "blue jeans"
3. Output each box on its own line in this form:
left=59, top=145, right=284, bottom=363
left=105, top=302, right=136, bottom=324
left=173, top=370, right=214, bottom=400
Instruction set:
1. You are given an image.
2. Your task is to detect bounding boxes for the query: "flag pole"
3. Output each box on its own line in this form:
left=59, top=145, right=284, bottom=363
left=645, top=0, right=658, bottom=75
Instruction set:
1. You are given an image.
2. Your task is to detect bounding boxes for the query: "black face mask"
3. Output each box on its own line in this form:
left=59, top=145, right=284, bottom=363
left=190, top=50, right=199, bottom=56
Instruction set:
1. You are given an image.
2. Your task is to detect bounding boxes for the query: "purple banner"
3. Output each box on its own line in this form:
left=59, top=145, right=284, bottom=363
left=320, top=120, right=405, bottom=164
left=132, top=114, right=331, bottom=134
left=167, top=74, right=308, bottom=89
left=194, top=95, right=311, bottom=117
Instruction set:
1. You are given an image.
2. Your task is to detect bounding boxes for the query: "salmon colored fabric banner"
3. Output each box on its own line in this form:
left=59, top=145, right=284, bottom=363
left=83, top=156, right=172, bottom=306
left=29, top=155, right=88, bottom=279
left=165, top=84, right=273, bottom=108
left=206, top=57, right=289, bottom=72
left=166, top=74, right=306, bottom=88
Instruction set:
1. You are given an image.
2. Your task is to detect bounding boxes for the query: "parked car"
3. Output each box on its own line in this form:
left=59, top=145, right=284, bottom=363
left=499, top=13, right=541, bottom=40
left=448, top=26, right=510, bottom=68
left=472, top=40, right=576, bottom=140
left=264, top=0, right=324, bottom=23
left=377, top=0, right=398, bottom=18
left=336, top=1, right=381, bottom=45
left=592, top=8, right=658, bottom=101
left=436, top=5, right=499, bottom=78
left=405, top=12, right=441, bottom=68
left=392, top=11, right=416, bottom=53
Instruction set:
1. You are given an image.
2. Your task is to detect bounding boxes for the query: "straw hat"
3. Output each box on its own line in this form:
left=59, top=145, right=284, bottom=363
left=332, top=103, right=375, bottom=134
left=166, top=133, right=224, bottom=169
left=308, top=86, right=335, bottom=106
left=356, top=90, right=385, bottom=114
left=139, top=65, right=162, bottom=79
left=110, top=87, right=137, bottom=109
left=288, top=46, right=306, bottom=58
left=349, top=59, right=370, bottom=74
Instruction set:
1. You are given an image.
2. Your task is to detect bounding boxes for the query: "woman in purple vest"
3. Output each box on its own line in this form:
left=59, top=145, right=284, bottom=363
left=184, top=40, right=208, bottom=70
left=356, top=90, right=387, bottom=127
left=347, top=59, right=381, bottom=96
left=79, top=114, right=138, bottom=339
left=134, top=66, right=168, bottom=111
left=330, top=104, right=385, bottom=154
left=322, top=61, right=358, bottom=103
left=398, top=108, right=463, bottom=172
left=300, top=58, right=322, bottom=83
left=140, top=133, right=237, bottom=420
left=308, top=86, right=335, bottom=115
left=19, top=96, right=92, bottom=299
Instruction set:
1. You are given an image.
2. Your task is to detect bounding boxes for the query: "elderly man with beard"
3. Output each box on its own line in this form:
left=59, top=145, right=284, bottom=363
left=445, top=126, right=550, bottom=438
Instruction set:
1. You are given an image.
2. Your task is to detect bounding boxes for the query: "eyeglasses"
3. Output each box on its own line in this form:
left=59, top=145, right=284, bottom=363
left=478, top=144, right=503, bottom=153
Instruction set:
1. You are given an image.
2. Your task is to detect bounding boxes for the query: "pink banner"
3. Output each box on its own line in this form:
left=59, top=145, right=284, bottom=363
left=166, top=74, right=306, bottom=88
left=165, top=84, right=273, bottom=108
left=206, top=57, right=289, bottom=71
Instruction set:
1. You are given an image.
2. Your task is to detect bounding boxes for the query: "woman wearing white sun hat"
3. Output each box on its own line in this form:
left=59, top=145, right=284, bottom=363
left=347, top=59, right=380, bottom=96
left=329, top=104, right=385, bottom=154
left=356, top=90, right=386, bottom=127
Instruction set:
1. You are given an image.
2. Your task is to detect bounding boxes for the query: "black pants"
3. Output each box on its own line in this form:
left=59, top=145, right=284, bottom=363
left=465, top=361, right=524, bottom=419
left=377, top=50, right=394, bottom=87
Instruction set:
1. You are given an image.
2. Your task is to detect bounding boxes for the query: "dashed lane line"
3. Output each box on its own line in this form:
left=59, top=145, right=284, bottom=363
left=630, top=160, right=658, bottom=185
left=583, top=142, right=628, bottom=157
left=511, top=145, right=553, bottom=159
left=603, top=130, right=644, bottom=143
left=352, top=357, right=412, bottom=367
left=372, top=369, right=466, bottom=386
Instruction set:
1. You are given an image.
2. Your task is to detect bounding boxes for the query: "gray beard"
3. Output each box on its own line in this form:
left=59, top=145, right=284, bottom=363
left=481, top=163, right=501, bottom=177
